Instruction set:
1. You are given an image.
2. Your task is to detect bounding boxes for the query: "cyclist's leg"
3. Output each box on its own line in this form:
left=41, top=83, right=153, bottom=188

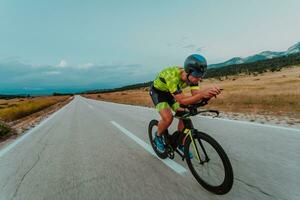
left=172, top=103, right=190, bottom=150
left=178, top=119, right=185, bottom=132
left=149, top=85, right=174, bottom=136
left=170, top=101, right=185, bottom=133
left=157, top=108, right=173, bottom=136
left=174, top=107, right=192, bottom=158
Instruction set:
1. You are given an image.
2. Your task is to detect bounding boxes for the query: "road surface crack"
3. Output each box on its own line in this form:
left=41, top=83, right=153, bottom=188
left=11, top=153, right=40, bottom=200
left=10, top=139, right=50, bottom=200
left=6, top=106, right=63, bottom=199
left=1, top=158, right=25, bottom=190
left=235, top=178, right=288, bottom=200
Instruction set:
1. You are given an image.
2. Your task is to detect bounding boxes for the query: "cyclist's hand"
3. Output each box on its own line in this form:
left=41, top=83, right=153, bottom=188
left=201, top=89, right=216, bottom=99
left=211, top=85, right=222, bottom=95
left=202, top=86, right=222, bottom=99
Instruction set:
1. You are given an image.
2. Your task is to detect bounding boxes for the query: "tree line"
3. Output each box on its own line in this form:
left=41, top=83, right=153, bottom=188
left=84, top=52, right=300, bottom=94
left=205, top=52, right=300, bottom=78
left=0, top=94, right=31, bottom=100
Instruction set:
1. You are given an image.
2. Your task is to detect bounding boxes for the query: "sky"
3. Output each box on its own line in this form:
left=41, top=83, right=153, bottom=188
left=0, top=0, right=300, bottom=94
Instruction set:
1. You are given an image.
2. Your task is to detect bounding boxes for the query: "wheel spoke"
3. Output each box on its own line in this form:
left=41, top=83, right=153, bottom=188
left=197, top=138, right=210, bottom=160
left=188, top=135, right=226, bottom=187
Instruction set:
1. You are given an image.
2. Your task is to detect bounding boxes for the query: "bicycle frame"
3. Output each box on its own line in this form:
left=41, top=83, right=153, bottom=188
left=178, top=117, right=204, bottom=163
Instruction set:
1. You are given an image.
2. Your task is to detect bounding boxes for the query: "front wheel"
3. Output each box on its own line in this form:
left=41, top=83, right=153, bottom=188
left=148, top=119, right=168, bottom=159
left=185, top=131, right=233, bottom=195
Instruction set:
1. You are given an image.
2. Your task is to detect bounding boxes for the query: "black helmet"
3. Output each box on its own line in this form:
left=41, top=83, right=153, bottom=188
left=184, top=54, right=207, bottom=78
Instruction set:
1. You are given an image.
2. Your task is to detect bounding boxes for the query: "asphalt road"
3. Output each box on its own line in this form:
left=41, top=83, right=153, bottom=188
left=0, top=96, right=299, bottom=200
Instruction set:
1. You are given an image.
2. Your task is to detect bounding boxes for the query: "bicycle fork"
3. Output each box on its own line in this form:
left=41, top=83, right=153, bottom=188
left=183, top=128, right=209, bottom=164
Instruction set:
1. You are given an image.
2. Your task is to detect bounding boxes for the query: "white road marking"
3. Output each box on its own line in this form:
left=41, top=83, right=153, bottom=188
left=79, top=98, right=93, bottom=109
left=0, top=100, right=73, bottom=158
left=110, top=121, right=187, bottom=175
left=82, top=97, right=300, bottom=132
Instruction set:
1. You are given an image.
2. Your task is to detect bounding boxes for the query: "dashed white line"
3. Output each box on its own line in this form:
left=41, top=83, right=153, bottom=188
left=110, top=121, right=187, bottom=175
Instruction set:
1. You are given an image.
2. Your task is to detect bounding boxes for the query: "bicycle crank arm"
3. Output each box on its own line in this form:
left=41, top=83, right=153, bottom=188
left=174, top=149, right=185, bottom=161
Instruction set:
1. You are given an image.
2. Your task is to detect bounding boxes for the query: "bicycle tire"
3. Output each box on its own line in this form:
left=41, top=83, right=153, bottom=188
left=185, top=131, right=233, bottom=195
left=148, top=119, right=168, bottom=159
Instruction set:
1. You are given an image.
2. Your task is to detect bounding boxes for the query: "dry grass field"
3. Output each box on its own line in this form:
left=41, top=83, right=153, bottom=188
left=0, top=96, right=70, bottom=122
left=83, top=66, right=300, bottom=119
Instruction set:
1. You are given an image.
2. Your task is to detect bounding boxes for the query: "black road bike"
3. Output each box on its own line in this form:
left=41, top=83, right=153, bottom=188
left=148, top=99, right=233, bottom=195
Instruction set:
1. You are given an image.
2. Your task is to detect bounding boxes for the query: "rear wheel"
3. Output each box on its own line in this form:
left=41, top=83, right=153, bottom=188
left=148, top=120, right=168, bottom=159
left=185, top=131, right=233, bottom=195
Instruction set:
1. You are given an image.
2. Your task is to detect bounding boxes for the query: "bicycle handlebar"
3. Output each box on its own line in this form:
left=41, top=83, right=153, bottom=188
left=175, top=98, right=219, bottom=118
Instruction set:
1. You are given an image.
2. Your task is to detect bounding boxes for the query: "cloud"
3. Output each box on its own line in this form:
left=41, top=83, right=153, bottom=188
left=44, top=71, right=61, bottom=75
left=22, top=87, right=44, bottom=91
left=57, top=59, right=68, bottom=67
left=181, top=36, right=188, bottom=40
left=57, top=60, right=95, bottom=69
left=78, top=62, right=94, bottom=69
left=182, top=44, right=204, bottom=53
left=0, top=58, right=153, bottom=94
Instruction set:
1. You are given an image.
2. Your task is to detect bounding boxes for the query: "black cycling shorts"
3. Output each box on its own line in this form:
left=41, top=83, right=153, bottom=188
left=149, top=85, right=180, bottom=112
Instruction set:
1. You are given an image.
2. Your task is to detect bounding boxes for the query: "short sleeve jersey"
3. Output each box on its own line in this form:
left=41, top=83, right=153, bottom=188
left=153, top=66, right=199, bottom=94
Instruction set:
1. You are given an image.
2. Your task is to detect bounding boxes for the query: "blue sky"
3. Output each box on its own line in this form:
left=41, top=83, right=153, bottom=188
left=1, top=0, right=300, bottom=94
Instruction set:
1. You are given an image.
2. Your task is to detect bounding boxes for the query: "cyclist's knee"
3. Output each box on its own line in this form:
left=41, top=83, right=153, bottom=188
left=163, top=114, right=173, bottom=126
left=165, top=116, right=173, bottom=125
left=159, top=108, right=173, bottom=126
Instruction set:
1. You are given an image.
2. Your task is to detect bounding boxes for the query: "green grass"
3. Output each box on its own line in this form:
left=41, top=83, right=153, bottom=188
left=0, top=97, right=68, bottom=122
left=0, top=121, right=12, bottom=138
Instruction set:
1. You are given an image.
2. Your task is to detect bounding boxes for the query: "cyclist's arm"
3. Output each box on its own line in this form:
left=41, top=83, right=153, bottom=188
left=192, top=85, right=222, bottom=96
left=166, top=79, right=213, bottom=105
left=173, top=92, right=205, bottom=105
left=190, top=85, right=201, bottom=96
left=191, top=89, right=201, bottom=96
left=173, top=87, right=221, bottom=105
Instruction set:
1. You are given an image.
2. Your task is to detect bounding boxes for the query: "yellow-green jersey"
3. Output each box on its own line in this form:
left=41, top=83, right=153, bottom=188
left=153, top=66, right=200, bottom=94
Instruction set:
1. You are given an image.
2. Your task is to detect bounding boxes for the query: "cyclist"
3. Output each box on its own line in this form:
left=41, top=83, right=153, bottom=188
left=149, top=54, right=221, bottom=155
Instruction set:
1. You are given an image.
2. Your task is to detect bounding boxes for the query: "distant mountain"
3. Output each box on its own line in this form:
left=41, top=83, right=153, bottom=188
left=210, top=57, right=244, bottom=68
left=286, top=42, right=300, bottom=54
left=209, top=41, right=300, bottom=68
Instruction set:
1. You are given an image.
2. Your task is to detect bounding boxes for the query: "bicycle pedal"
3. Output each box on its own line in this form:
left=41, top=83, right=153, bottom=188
left=167, top=146, right=175, bottom=159
left=168, top=154, right=175, bottom=159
